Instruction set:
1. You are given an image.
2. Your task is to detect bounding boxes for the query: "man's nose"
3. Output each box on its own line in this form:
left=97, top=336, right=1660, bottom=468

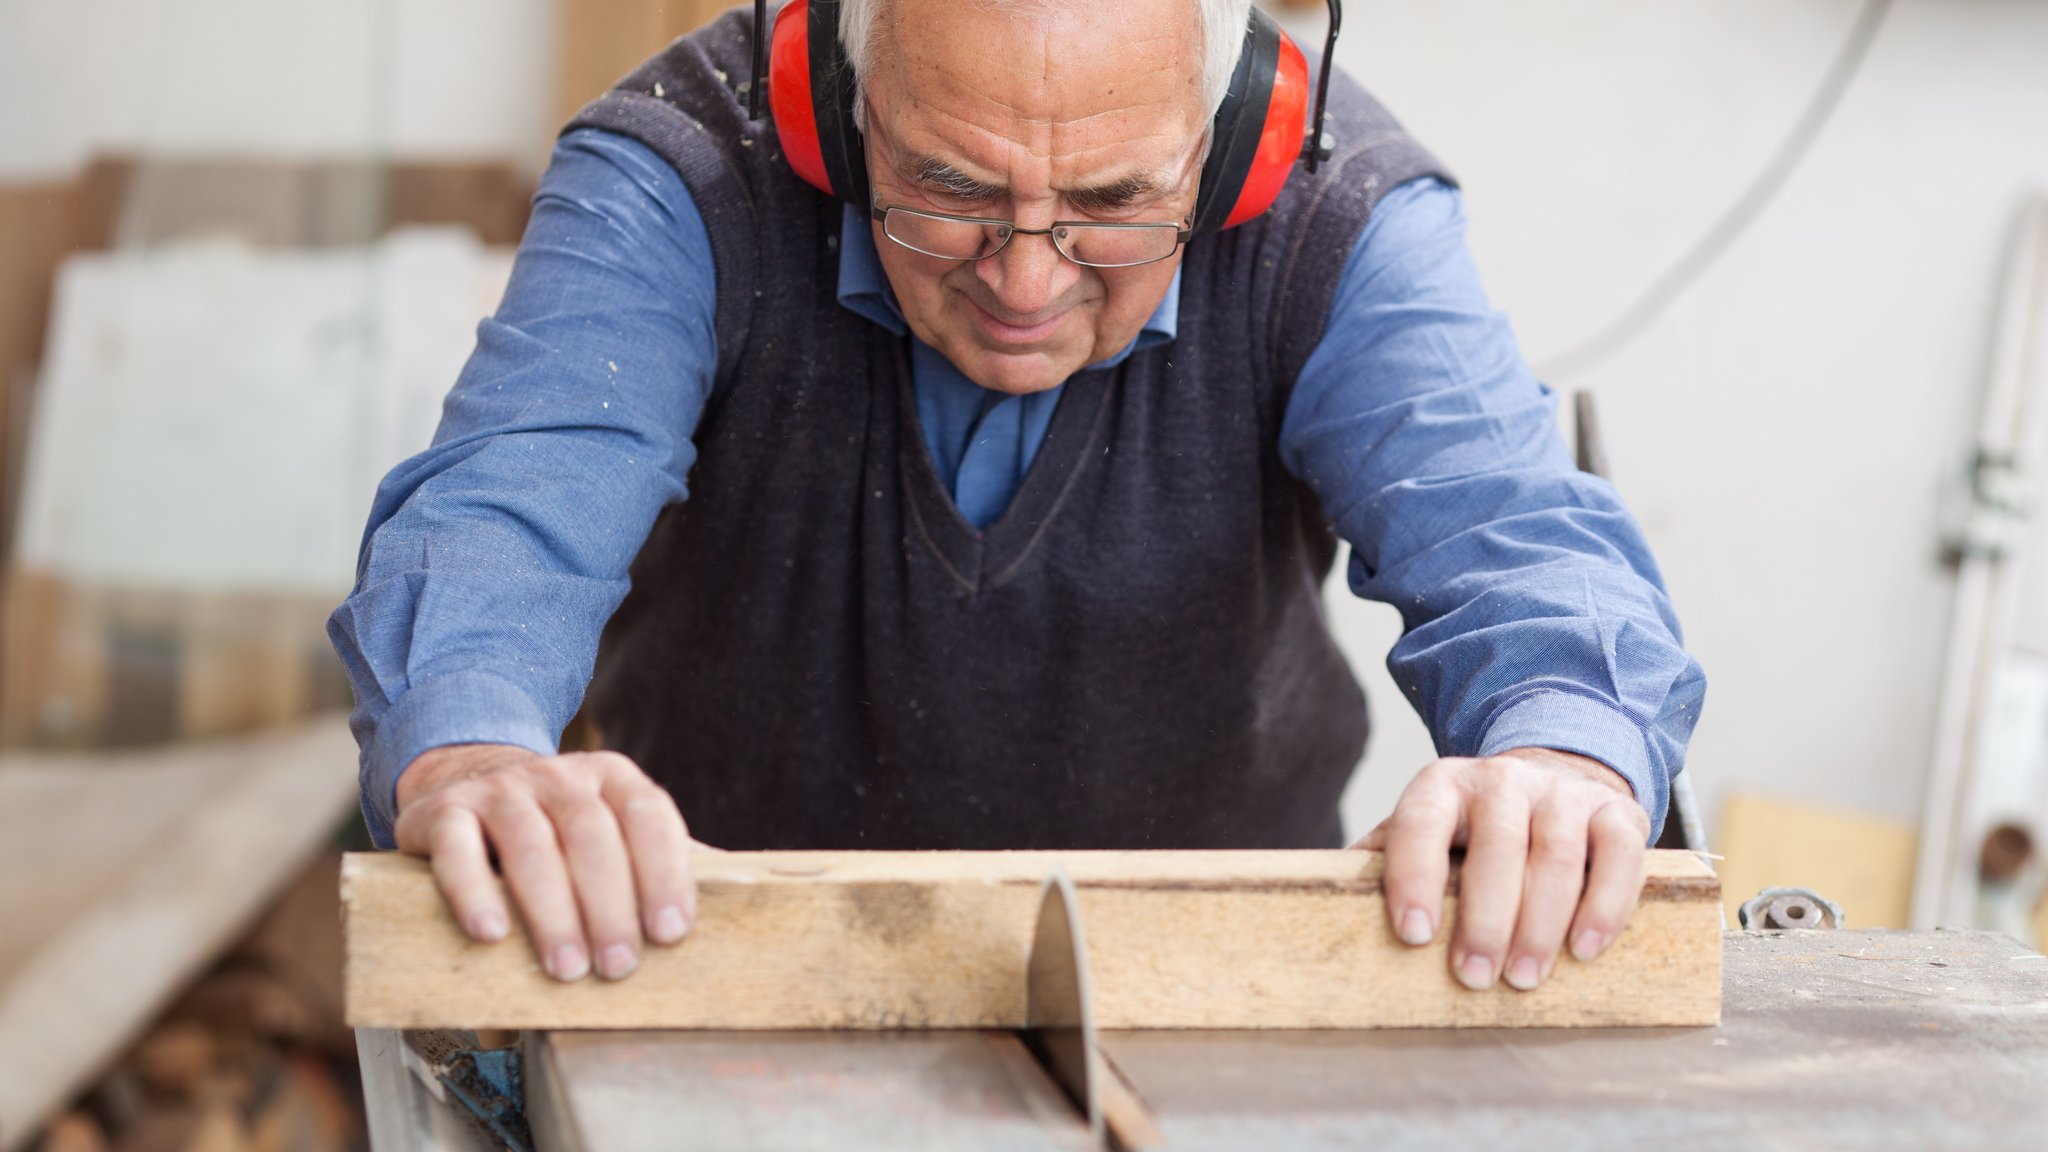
left=974, top=228, right=1079, bottom=319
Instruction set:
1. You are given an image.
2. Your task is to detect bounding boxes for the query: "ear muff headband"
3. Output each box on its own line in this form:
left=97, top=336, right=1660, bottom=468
left=806, top=0, right=870, bottom=207
left=764, top=0, right=1316, bottom=231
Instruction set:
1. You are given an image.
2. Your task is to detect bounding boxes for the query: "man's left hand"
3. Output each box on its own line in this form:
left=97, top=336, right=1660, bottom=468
left=1355, top=748, right=1651, bottom=991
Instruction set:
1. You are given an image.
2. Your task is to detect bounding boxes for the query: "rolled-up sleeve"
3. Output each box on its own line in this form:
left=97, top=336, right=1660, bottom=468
left=328, top=128, right=718, bottom=847
left=1282, top=177, right=1706, bottom=838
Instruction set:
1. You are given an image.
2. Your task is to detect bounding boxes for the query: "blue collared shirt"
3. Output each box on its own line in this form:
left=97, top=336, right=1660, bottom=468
left=330, top=128, right=1705, bottom=848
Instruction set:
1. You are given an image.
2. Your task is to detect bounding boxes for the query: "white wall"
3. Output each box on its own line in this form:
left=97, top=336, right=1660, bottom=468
left=0, top=0, right=557, bottom=180
left=1326, top=0, right=2048, bottom=842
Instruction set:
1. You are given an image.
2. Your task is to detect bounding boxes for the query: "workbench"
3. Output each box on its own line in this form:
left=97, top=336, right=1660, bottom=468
left=359, top=929, right=2048, bottom=1152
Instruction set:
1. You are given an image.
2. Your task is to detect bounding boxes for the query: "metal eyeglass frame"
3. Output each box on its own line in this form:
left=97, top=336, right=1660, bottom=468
left=869, top=203, right=1195, bottom=269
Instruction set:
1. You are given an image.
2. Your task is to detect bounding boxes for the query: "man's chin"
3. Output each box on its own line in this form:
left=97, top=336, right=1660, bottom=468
left=953, top=345, right=1082, bottom=396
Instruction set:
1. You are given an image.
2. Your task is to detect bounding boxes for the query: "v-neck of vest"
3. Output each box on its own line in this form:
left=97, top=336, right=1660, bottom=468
left=888, top=331, right=1116, bottom=595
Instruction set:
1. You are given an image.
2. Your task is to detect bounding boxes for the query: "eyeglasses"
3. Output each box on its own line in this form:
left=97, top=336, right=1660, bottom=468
left=870, top=204, right=1193, bottom=269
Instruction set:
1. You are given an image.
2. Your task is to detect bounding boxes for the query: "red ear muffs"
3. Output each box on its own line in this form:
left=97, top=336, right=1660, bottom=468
left=1192, top=9, right=1311, bottom=232
left=765, top=0, right=1310, bottom=232
left=769, top=0, right=869, bottom=206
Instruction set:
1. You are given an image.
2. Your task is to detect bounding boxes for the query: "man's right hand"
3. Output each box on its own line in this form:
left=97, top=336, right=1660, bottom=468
left=392, top=744, right=699, bottom=982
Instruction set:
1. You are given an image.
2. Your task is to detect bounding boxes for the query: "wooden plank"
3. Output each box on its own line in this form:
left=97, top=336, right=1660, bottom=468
left=1101, top=930, right=2048, bottom=1152
left=344, top=849, right=1722, bottom=1031
left=525, top=1030, right=1099, bottom=1152
left=0, top=717, right=359, bottom=1152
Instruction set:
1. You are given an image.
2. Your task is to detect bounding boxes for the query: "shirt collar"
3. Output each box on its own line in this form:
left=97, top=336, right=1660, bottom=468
left=834, top=203, right=1179, bottom=370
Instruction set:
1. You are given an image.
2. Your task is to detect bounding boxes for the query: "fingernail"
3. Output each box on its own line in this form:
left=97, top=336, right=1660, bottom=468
left=471, top=911, right=508, bottom=942
left=1397, top=908, right=1433, bottom=946
left=1506, top=956, right=1541, bottom=991
left=1456, top=953, right=1495, bottom=990
left=652, top=905, right=688, bottom=944
left=546, top=944, right=590, bottom=982
left=1572, top=930, right=1605, bottom=962
left=599, top=944, right=638, bottom=980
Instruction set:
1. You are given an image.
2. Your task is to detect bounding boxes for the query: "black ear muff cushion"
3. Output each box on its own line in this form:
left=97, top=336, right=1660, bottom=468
left=1192, top=10, right=1282, bottom=234
left=807, top=0, right=871, bottom=205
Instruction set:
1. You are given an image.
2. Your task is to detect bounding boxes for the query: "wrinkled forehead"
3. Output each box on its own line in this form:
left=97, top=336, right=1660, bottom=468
left=865, top=0, right=1208, bottom=189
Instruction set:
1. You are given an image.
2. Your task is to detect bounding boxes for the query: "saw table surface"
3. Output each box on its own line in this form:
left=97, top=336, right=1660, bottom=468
left=507, top=930, right=2048, bottom=1152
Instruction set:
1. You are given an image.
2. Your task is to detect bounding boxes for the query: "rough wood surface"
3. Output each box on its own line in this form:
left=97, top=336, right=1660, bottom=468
left=344, top=849, right=1721, bottom=1031
left=0, top=717, right=358, bottom=1152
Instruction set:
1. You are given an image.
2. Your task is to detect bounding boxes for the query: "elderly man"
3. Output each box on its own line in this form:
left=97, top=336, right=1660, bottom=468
left=331, top=0, right=1703, bottom=998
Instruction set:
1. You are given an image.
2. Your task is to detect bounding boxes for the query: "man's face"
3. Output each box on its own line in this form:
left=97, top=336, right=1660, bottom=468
left=862, top=0, right=1208, bottom=395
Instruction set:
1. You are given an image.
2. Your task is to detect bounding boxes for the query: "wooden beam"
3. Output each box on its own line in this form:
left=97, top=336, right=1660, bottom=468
left=344, top=849, right=1721, bottom=1031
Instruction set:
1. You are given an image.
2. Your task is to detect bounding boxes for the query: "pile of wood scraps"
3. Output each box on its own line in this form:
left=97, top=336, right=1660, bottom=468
left=0, top=717, right=360, bottom=1152
left=34, top=855, right=363, bottom=1152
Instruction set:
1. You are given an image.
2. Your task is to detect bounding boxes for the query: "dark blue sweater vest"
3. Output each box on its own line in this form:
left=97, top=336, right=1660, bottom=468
left=569, top=9, right=1449, bottom=850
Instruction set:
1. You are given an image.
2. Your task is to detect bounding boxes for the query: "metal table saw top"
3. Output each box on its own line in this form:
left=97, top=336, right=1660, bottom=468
left=364, top=930, right=2048, bottom=1152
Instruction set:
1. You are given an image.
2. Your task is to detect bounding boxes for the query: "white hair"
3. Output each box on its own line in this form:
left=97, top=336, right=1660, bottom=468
left=838, top=0, right=1254, bottom=130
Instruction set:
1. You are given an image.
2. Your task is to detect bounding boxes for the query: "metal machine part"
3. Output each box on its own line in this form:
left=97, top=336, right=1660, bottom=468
left=1739, top=887, right=1845, bottom=930
left=1025, top=868, right=1104, bottom=1143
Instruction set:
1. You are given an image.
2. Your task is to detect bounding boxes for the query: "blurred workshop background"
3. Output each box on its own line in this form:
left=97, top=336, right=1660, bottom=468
left=0, top=1, right=2045, bottom=1149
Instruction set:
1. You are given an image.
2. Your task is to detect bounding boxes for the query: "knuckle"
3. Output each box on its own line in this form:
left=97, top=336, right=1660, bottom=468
left=1472, top=808, right=1529, bottom=846
left=544, top=765, right=605, bottom=803
left=1415, top=757, right=1457, bottom=781
left=1529, top=819, right=1586, bottom=864
left=1597, top=799, right=1653, bottom=840
left=1392, top=797, right=1455, bottom=831
left=479, top=771, right=538, bottom=806
left=561, top=801, right=623, bottom=844
left=1413, top=758, right=1472, bottom=792
left=494, top=835, right=553, bottom=870
left=621, top=784, right=682, bottom=821
left=489, top=811, right=558, bottom=860
left=1394, top=781, right=1463, bottom=823
left=1532, top=840, right=1584, bottom=874
left=480, top=785, right=543, bottom=825
left=1474, top=755, right=1518, bottom=782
